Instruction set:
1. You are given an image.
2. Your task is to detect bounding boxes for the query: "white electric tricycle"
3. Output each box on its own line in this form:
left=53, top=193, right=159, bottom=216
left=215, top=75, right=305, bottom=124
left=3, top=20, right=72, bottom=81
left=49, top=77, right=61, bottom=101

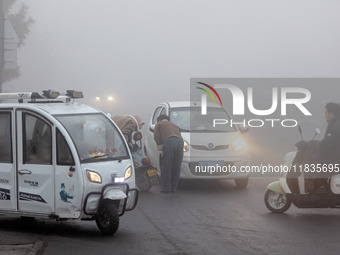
left=0, top=90, right=138, bottom=235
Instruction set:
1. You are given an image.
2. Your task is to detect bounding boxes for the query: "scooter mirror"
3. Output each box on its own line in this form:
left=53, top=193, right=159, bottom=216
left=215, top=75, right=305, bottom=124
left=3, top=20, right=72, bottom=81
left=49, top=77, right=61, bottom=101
left=298, top=125, right=303, bottom=140
left=133, top=131, right=142, bottom=141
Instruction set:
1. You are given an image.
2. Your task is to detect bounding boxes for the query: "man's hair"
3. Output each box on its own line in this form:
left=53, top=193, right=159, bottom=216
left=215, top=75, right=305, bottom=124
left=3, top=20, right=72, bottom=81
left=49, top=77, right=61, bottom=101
left=158, top=114, right=170, bottom=122
left=326, top=102, right=340, bottom=119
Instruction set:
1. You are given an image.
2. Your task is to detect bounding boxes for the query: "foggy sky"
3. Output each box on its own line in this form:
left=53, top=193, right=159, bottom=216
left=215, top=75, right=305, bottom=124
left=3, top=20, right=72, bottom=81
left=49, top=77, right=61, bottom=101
left=5, top=1, right=340, bottom=116
left=3, top=0, right=340, bottom=164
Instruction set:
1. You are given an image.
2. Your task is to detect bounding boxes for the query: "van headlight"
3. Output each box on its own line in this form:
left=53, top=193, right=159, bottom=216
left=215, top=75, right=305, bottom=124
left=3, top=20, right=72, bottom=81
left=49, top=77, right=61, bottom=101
left=125, top=166, right=132, bottom=180
left=87, top=170, right=102, bottom=183
left=183, top=140, right=189, bottom=152
left=231, top=136, right=247, bottom=152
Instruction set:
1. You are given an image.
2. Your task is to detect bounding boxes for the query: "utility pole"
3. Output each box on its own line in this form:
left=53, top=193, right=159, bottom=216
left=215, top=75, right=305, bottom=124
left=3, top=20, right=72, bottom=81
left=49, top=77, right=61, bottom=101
left=0, top=0, right=4, bottom=93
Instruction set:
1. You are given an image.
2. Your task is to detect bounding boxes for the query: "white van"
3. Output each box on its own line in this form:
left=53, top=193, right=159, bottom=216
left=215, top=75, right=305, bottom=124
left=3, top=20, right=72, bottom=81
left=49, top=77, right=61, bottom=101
left=0, top=90, right=138, bottom=235
left=145, top=101, right=250, bottom=188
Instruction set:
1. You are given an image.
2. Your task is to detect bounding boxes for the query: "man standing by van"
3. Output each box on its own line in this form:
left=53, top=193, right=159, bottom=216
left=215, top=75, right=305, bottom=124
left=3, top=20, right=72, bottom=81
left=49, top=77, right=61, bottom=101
left=154, top=114, right=183, bottom=193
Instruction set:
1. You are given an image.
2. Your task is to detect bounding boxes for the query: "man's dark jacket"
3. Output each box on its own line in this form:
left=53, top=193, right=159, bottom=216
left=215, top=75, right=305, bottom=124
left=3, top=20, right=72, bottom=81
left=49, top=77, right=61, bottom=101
left=319, top=118, right=340, bottom=165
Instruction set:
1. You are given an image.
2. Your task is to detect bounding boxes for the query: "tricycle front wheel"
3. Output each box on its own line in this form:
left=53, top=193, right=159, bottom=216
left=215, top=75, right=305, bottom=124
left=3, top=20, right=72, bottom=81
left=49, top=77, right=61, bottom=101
left=96, top=200, right=119, bottom=235
left=264, top=189, right=291, bottom=213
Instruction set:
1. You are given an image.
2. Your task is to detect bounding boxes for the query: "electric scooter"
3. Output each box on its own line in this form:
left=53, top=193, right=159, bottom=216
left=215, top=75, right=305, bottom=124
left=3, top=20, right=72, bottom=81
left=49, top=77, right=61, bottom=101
left=131, top=132, right=159, bottom=191
left=264, top=127, right=340, bottom=213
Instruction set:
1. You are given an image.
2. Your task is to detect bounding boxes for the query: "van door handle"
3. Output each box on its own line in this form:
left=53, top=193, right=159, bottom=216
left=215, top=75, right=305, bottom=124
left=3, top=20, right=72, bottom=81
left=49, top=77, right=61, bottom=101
left=19, top=169, right=32, bottom=175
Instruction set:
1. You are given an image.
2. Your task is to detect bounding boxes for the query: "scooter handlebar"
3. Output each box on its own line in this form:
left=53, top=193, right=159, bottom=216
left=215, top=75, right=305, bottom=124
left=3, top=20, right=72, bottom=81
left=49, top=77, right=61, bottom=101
left=295, top=140, right=308, bottom=149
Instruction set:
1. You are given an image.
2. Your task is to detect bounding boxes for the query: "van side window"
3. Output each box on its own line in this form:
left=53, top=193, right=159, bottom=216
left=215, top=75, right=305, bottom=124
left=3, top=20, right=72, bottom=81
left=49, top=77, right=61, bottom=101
left=0, top=112, right=12, bottom=162
left=57, top=129, right=75, bottom=165
left=23, top=114, right=52, bottom=164
left=152, top=107, right=163, bottom=125
left=160, top=107, right=166, bottom=117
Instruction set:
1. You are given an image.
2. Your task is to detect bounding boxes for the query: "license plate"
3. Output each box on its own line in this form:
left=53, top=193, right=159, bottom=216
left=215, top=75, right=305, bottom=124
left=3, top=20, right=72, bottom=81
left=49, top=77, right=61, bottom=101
left=198, top=160, right=224, bottom=167
left=147, top=168, right=158, bottom=177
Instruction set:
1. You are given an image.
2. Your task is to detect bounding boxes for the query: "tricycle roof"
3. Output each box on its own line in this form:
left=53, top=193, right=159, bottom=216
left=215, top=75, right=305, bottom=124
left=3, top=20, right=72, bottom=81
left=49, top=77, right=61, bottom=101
left=0, top=102, right=99, bottom=115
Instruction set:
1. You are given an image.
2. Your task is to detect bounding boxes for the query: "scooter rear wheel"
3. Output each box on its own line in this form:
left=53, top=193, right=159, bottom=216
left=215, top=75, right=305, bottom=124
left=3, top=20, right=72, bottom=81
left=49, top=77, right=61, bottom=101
left=135, top=169, right=152, bottom=191
left=264, top=189, right=291, bottom=213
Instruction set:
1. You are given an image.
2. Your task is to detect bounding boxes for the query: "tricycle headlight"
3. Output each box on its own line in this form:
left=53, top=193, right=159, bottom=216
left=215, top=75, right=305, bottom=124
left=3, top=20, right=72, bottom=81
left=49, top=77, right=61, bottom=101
left=125, top=166, right=132, bottom=180
left=183, top=140, right=189, bottom=152
left=86, top=170, right=102, bottom=183
left=231, top=136, right=247, bottom=152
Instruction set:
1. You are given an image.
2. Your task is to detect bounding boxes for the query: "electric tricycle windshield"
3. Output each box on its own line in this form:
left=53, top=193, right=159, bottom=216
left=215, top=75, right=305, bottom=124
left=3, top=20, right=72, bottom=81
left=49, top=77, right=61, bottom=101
left=56, top=113, right=129, bottom=163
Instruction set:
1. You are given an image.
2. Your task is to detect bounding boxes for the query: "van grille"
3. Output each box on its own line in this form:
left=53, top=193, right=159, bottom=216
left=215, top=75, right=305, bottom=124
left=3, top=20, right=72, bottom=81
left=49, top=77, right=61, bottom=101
left=191, top=145, right=229, bottom=150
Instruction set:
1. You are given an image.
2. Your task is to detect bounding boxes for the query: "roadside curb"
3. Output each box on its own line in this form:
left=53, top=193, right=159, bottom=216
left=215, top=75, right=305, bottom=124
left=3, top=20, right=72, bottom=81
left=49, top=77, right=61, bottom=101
left=0, top=241, right=44, bottom=255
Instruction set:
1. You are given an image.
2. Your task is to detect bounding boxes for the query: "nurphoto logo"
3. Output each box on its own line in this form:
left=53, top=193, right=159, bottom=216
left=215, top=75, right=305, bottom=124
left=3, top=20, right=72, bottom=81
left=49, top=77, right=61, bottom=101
left=196, top=82, right=312, bottom=128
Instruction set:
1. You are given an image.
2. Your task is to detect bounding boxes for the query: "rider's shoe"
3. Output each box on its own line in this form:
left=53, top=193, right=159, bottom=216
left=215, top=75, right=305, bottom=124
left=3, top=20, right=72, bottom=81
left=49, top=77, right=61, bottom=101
left=313, top=185, right=329, bottom=194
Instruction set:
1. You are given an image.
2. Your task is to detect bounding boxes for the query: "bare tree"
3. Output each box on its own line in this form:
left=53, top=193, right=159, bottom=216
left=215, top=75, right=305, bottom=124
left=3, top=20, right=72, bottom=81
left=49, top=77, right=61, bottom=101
left=3, top=0, right=34, bottom=83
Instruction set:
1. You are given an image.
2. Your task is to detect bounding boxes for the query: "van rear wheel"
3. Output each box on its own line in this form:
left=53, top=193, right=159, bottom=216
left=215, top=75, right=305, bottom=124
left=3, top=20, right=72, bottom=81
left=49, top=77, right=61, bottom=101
left=96, top=200, right=119, bottom=235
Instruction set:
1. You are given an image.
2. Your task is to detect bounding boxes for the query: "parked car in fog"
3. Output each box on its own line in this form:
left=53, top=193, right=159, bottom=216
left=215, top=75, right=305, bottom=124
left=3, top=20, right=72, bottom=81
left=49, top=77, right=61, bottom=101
left=145, top=101, right=250, bottom=188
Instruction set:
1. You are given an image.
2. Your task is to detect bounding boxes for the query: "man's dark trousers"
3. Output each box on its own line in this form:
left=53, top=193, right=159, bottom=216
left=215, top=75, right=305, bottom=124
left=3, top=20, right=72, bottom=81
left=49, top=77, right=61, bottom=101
left=161, top=136, right=184, bottom=192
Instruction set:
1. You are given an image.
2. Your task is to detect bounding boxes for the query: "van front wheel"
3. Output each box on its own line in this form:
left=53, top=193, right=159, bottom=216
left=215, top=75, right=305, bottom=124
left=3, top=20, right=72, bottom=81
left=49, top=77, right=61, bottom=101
left=235, top=178, right=248, bottom=189
left=96, top=200, right=119, bottom=235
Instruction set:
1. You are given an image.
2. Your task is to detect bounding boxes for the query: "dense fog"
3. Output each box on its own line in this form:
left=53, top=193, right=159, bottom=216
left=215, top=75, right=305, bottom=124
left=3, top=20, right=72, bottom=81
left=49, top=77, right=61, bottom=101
left=3, top=0, right=340, bottom=167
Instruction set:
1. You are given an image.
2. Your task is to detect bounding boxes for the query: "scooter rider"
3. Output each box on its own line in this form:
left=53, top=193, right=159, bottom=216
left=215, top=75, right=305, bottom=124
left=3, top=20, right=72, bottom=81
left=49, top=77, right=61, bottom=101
left=318, top=102, right=340, bottom=190
left=112, top=114, right=145, bottom=143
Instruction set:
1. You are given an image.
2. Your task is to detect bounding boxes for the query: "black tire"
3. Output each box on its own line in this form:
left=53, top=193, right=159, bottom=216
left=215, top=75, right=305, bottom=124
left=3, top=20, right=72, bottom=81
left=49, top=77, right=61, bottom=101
left=135, top=169, right=152, bottom=191
left=96, top=200, right=119, bottom=235
left=264, top=189, right=292, bottom=213
left=235, top=178, right=248, bottom=189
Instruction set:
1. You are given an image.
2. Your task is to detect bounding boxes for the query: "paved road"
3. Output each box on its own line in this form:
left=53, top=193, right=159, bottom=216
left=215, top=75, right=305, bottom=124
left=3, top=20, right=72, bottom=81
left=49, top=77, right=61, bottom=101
left=1, top=178, right=340, bottom=255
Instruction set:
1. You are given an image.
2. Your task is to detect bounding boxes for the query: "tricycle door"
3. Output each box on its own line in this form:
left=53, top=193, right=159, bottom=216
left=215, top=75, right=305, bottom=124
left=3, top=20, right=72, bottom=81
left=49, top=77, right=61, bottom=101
left=17, top=111, right=55, bottom=213
left=54, top=128, right=82, bottom=218
left=0, top=110, right=16, bottom=211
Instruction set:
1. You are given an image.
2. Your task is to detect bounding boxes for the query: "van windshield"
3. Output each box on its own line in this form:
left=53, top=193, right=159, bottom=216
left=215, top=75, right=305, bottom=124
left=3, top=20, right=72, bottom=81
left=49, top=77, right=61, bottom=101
left=56, top=113, right=129, bottom=162
left=170, top=107, right=236, bottom=132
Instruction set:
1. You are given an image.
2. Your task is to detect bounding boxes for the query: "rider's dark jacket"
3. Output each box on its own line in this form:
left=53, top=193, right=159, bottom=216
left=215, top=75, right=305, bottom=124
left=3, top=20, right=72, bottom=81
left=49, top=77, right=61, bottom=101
left=112, top=116, right=137, bottom=143
left=319, top=118, right=340, bottom=166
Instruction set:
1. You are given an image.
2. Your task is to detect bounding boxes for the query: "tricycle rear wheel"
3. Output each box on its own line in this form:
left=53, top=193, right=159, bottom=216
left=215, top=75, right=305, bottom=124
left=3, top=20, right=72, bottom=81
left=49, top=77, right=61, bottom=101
left=96, top=200, right=119, bottom=235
